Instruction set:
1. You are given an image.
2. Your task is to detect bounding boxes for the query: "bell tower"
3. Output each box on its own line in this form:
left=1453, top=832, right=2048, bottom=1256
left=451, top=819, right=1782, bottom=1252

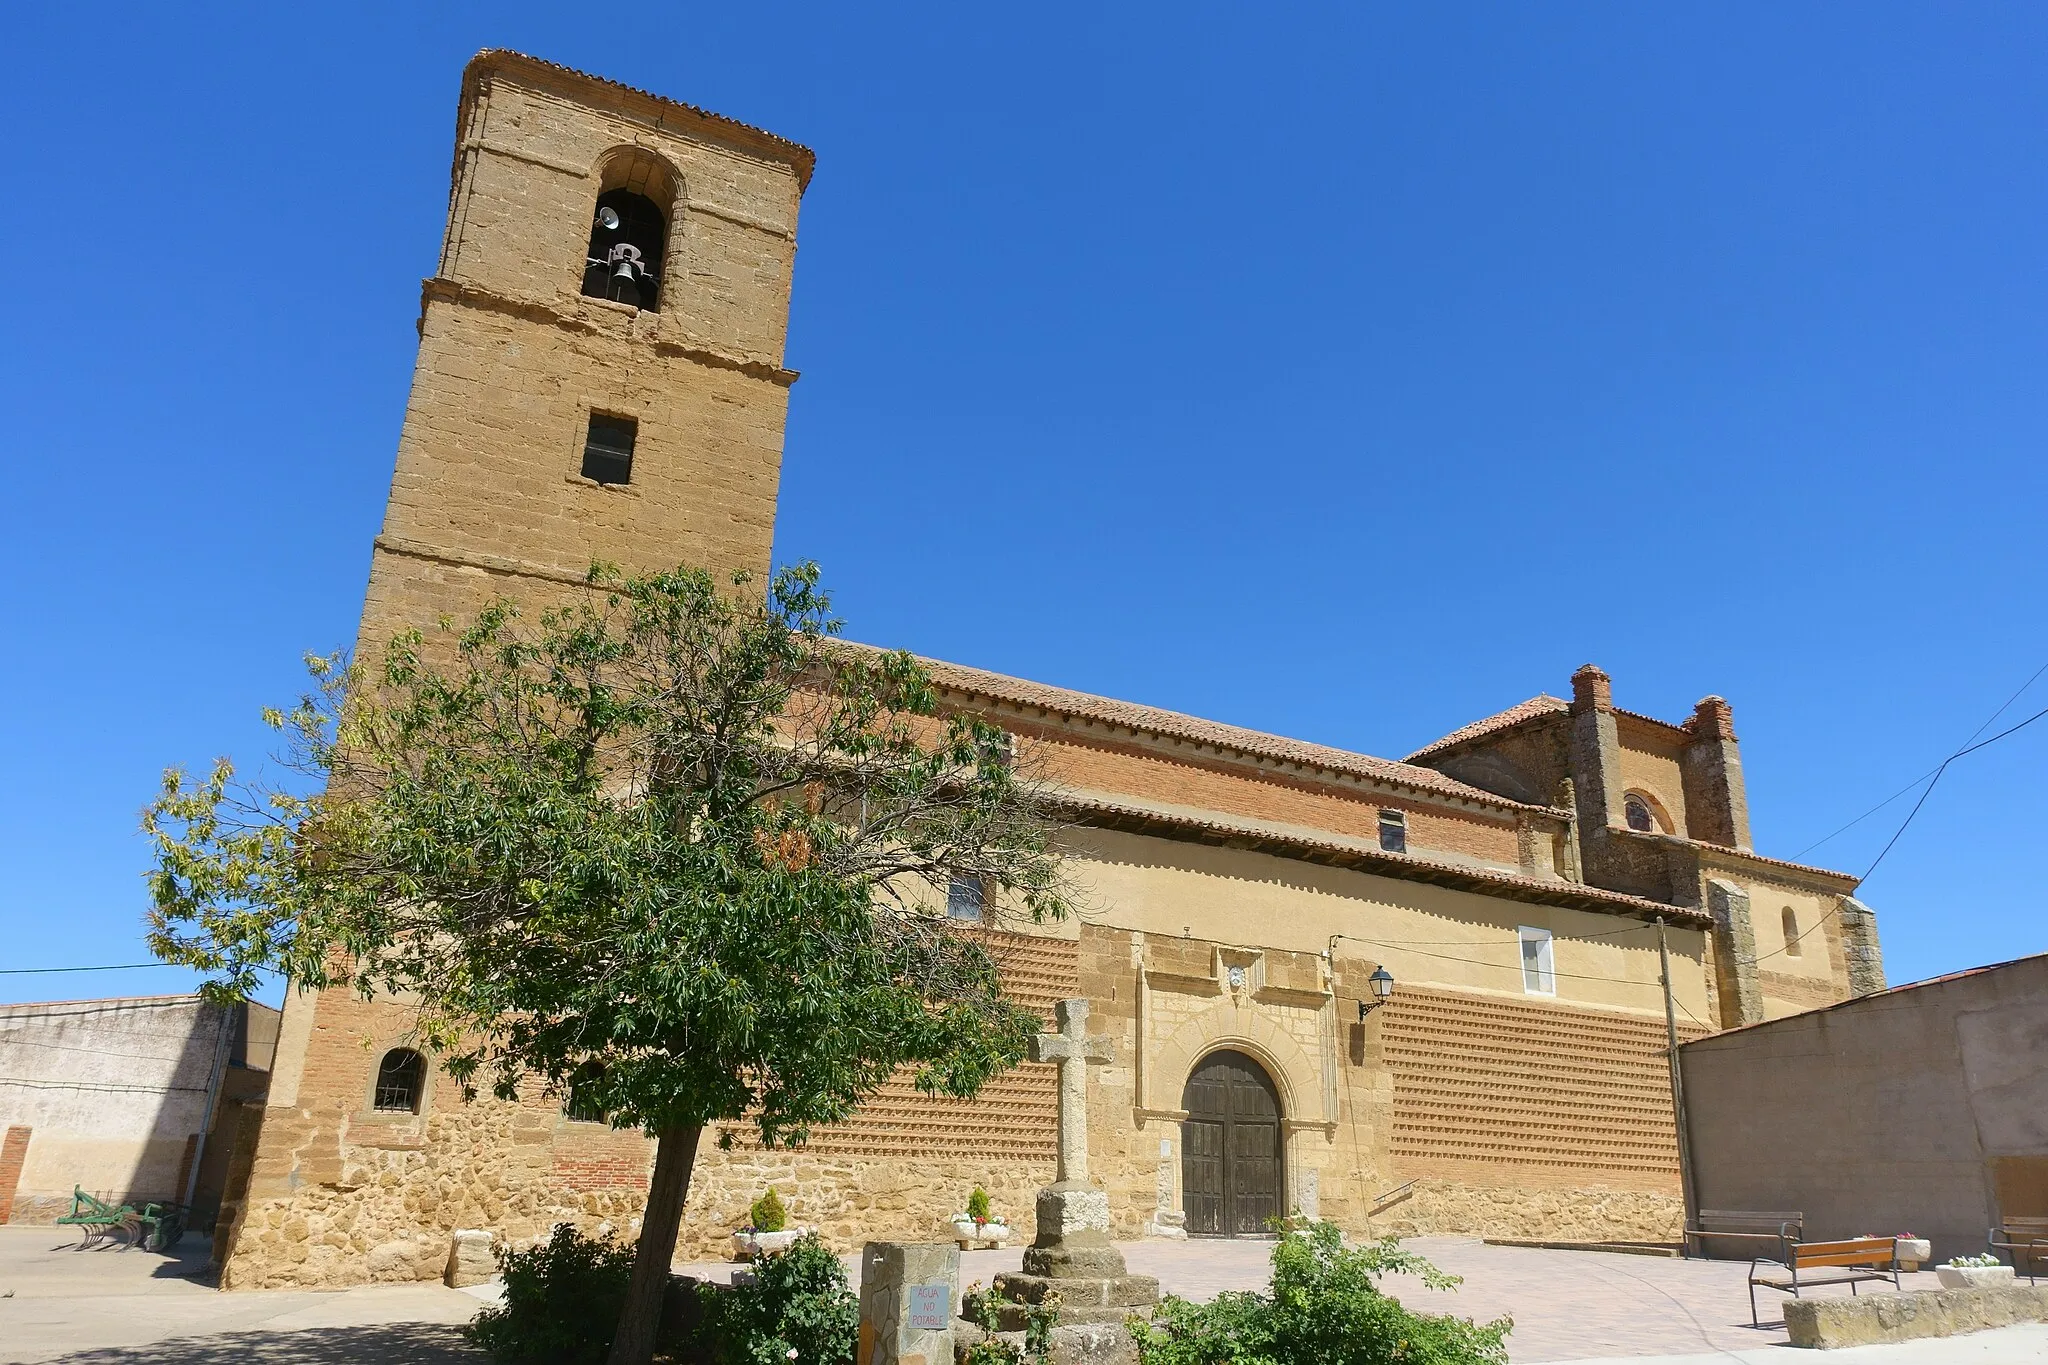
left=357, top=50, right=813, bottom=646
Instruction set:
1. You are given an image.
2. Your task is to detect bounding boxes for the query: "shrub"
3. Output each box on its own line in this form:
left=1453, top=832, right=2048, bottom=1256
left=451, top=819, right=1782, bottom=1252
left=967, top=1187, right=993, bottom=1224
left=464, top=1223, right=635, bottom=1365
left=697, top=1231, right=858, bottom=1365
left=1129, top=1220, right=1510, bottom=1365
left=750, top=1188, right=789, bottom=1234
left=962, top=1282, right=1059, bottom=1365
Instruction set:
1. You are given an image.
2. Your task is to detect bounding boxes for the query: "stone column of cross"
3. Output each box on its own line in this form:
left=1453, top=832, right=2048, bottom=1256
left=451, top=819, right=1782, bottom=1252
left=1029, top=998, right=1114, bottom=1186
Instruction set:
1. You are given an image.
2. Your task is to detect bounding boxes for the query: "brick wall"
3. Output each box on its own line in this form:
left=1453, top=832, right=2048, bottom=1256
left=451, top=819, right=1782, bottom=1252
left=0, top=1126, right=29, bottom=1223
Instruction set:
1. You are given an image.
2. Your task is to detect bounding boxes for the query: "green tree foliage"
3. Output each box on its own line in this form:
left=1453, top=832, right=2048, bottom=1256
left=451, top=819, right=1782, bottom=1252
left=697, top=1232, right=859, bottom=1365
left=966, top=1186, right=992, bottom=1223
left=465, top=1224, right=636, bottom=1365
left=1129, top=1221, right=1510, bottom=1365
left=749, top=1188, right=788, bottom=1234
left=143, top=563, right=1072, bottom=1365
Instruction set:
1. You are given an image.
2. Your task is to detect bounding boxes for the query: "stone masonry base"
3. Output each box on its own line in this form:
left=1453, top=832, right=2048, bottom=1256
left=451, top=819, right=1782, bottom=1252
left=1786, top=1284, right=2048, bottom=1348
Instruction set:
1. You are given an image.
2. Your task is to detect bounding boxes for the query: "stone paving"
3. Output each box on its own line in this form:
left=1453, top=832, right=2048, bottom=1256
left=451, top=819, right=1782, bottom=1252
left=0, top=1228, right=482, bottom=1364
left=7, top=1224, right=2047, bottom=1364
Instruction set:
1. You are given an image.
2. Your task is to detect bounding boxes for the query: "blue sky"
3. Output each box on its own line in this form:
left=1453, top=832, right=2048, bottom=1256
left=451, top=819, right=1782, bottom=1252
left=1, top=4, right=2042, bottom=1006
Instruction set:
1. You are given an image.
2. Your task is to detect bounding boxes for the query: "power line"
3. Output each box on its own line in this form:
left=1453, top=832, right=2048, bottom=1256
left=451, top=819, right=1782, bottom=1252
left=1859, top=698, right=2048, bottom=884
left=0, top=962, right=162, bottom=976
left=1796, top=659, right=2048, bottom=858
left=1752, top=687, right=2048, bottom=968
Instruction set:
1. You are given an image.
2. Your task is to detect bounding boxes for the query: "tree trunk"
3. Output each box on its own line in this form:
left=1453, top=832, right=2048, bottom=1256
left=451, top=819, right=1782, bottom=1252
left=608, top=1123, right=703, bottom=1365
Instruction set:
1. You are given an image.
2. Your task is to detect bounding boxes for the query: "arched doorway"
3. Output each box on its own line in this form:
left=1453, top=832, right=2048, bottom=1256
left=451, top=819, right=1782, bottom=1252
left=1181, top=1049, right=1282, bottom=1236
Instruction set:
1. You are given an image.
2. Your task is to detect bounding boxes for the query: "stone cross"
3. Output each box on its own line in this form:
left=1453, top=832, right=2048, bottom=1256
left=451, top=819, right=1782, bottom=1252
left=1030, top=998, right=1113, bottom=1185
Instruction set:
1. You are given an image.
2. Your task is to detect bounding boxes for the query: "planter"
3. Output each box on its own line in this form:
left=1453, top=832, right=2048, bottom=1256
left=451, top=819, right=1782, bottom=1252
left=1896, top=1239, right=1930, bottom=1269
left=949, top=1219, right=1012, bottom=1250
left=731, top=1228, right=807, bottom=1260
left=1936, top=1264, right=2014, bottom=1290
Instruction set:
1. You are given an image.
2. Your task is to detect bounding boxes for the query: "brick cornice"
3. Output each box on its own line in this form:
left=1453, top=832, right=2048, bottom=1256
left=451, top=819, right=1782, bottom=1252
left=418, top=277, right=802, bottom=387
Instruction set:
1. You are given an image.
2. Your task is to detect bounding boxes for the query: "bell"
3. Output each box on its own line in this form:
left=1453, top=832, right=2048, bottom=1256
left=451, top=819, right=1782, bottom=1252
left=610, top=260, right=640, bottom=307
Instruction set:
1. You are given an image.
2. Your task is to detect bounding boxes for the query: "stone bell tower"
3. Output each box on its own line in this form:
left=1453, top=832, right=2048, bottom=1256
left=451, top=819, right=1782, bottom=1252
left=356, top=50, right=813, bottom=650
left=216, top=60, right=810, bottom=1287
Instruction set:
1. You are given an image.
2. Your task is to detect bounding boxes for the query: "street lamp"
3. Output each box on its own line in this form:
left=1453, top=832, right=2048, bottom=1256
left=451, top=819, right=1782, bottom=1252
left=1358, top=966, right=1395, bottom=1020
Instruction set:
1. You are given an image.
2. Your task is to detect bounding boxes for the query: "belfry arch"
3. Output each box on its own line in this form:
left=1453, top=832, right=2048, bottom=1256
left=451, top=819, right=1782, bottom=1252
left=1180, top=1049, right=1283, bottom=1236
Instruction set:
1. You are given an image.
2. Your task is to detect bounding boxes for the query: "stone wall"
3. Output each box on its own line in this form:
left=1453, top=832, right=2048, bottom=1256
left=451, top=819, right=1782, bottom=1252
left=219, top=931, right=1072, bottom=1287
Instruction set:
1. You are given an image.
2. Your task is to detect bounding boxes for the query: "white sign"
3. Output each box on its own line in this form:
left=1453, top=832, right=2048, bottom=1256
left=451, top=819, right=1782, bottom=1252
left=906, top=1283, right=951, bottom=1332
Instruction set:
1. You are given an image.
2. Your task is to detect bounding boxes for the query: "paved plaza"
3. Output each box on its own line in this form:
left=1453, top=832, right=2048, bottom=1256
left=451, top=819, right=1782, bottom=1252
left=5, top=1226, right=2046, bottom=1364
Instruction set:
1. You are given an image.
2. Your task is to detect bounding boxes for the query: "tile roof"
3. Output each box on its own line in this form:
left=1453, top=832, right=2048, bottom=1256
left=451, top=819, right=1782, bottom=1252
left=901, top=652, right=1553, bottom=813
left=1058, top=788, right=1707, bottom=927
left=465, top=50, right=817, bottom=189
left=1405, top=695, right=1568, bottom=761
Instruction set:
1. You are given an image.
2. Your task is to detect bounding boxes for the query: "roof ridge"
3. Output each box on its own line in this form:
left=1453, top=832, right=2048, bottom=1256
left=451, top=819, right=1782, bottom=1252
left=880, top=647, right=1552, bottom=812
left=1405, top=694, right=1570, bottom=762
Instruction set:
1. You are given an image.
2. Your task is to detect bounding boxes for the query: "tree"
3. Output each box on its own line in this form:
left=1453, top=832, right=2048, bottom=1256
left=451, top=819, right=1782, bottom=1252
left=144, top=563, right=1072, bottom=1365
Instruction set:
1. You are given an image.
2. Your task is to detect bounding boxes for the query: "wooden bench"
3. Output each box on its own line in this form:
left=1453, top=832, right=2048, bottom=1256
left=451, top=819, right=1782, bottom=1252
left=1747, top=1237, right=1899, bottom=1327
left=1682, top=1208, right=1803, bottom=1260
left=1991, top=1217, right=2048, bottom=1285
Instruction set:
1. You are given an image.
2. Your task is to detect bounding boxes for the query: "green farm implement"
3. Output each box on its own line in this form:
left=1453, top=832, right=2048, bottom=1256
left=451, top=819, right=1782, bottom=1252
left=55, top=1186, right=187, bottom=1250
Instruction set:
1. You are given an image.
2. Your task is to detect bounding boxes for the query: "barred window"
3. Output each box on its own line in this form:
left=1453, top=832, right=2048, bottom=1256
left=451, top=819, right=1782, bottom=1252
left=373, top=1048, right=426, bottom=1114
left=564, top=1063, right=608, bottom=1124
left=582, top=413, right=637, bottom=486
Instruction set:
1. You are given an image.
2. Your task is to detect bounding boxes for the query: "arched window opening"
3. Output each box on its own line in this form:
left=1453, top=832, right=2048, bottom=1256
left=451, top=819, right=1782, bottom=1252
left=1782, top=906, right=1803, bottom=957
left=1623, top=791, right=1670, bottom=834
left=564, top=1062, right=608, bottom=1124
left=584, top=189, right=667, bottom=310
left=373, top=1048, right=426, bottom=1114
left=581, top=146, right=678, bottom=313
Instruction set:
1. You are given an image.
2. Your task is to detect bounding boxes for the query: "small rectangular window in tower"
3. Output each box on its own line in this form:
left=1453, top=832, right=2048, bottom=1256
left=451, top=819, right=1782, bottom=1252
left=582, top=413, right=637, bottom=485
left=1377, top=809, right=1407, bottom=854
left=947, top=875, right=984, bottom=922
left=1518, top=926, right=1556, bottom=996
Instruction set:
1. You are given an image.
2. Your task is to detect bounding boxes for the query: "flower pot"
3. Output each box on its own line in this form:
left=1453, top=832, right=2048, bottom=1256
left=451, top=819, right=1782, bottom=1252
left=1936, top=1264, right=2014, bottom=1290
left=1896, top=1239, right=1930, bottom=1268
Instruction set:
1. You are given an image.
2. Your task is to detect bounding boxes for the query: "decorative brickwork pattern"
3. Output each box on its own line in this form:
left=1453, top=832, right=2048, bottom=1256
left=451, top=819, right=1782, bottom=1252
left=1381, top=987, right=1705, bottom=1189
left=778, top=932, right=1075, bottom=1160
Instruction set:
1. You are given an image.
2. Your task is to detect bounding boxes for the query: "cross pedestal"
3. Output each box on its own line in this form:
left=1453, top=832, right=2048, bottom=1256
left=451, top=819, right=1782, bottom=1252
left=986, top=998, right=1160, bottom=1329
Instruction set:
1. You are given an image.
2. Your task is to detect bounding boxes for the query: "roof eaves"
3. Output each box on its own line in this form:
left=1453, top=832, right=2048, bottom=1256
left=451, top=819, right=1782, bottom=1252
left=901, top=652, right=1553, bottom=814
left=461, top=49, right=817, bottom=190
left=1059, top=789, right=1704, bottom=927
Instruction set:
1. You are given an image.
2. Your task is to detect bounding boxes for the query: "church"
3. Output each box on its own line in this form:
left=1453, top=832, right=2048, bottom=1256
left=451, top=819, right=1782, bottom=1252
left=214, top=51, right=1886, bottom=1288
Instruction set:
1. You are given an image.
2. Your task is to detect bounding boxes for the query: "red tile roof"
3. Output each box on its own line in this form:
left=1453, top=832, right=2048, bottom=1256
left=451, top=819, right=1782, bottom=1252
left=905, top=652, right=1552, bottom=813
left=1060, top=789, right=1709, bottom=927
left=1405, top=695, right=1568, bottom=761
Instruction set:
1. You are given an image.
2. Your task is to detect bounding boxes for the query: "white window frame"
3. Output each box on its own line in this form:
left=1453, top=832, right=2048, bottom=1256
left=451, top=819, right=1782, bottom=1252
left=946, top=875, right=984, bottom=922
left=1377, top=808, right=1408, bottom=854
left=1518, top=926, right=1556, bottom=996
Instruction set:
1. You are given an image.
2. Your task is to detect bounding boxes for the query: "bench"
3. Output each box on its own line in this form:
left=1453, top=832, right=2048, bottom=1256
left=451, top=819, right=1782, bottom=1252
left=1747, top=1237, right=1899, bottom=1327
left=54, top=1186, right=186, bottom=1251
left=1991, top=1217, right=2048, bottom=1285
left=1682, top=1208, right=1803, bottom=1260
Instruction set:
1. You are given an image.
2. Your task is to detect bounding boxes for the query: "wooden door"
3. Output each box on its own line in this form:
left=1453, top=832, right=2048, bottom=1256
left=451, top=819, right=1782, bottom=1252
left=1180, top=1050, right=1283, bottom=1236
